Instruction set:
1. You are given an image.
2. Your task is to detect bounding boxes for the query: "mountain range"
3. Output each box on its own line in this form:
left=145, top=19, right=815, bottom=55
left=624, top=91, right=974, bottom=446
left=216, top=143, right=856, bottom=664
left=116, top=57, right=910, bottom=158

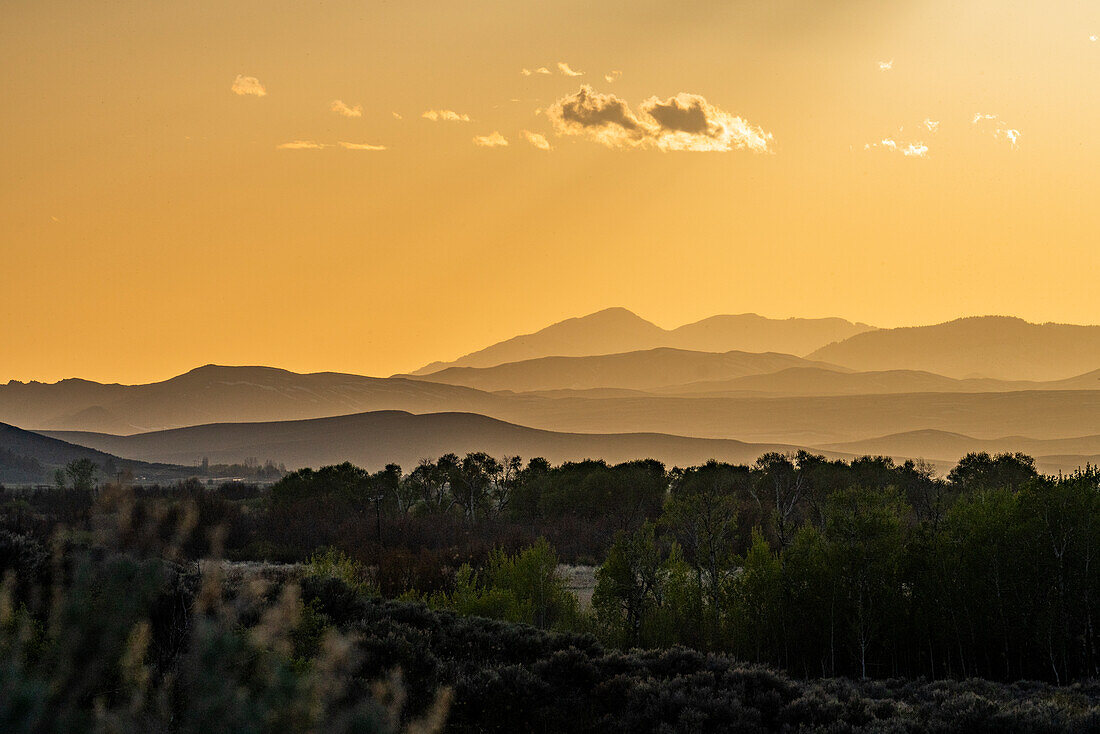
left=4, top=308, right=1100, bottom=481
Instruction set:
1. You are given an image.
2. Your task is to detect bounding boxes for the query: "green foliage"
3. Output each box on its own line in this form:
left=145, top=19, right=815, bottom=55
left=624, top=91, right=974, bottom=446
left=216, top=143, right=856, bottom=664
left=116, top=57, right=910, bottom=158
left=308, top=546, right=377, bottom=596
left=431, top=539, right=579, bottom=631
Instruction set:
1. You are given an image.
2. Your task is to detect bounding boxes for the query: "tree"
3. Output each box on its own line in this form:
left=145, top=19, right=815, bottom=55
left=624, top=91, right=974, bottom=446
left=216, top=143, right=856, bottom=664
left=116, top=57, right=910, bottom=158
left=64, top=458, right=99, bottom=491
left=730, top=529, right=782, bottom=663
left=948, top=452, right=1038, bottom=493
left=664, top=461, right=739, bottom=647
left=751, top=453, right=806, bottom=548
left=592, top=522, right=668, bottom=647
left=825, top=485, right=907, bottom=678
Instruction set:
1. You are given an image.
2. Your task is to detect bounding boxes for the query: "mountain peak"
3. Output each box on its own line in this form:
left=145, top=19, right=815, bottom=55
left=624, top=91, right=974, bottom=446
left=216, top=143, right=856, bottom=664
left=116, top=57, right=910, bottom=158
left=408, top=309, right=875, bottom=374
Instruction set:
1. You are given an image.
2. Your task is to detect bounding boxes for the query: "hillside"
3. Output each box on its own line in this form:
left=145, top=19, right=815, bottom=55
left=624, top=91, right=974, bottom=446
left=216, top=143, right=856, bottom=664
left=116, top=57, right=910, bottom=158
left=41, top=410, right=821, bottom=470
left=0, top=365, right=503, bottom=434
left=411, top=308, right=873, bottom=374
left=808, top=316, right=1100, bottom=381
left=405, top=348, right=848, bottom=392
left=0, top=421, right=189, bottom=484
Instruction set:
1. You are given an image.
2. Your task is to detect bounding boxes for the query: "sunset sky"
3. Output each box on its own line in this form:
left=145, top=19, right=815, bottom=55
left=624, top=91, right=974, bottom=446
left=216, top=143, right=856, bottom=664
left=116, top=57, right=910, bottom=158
left=3, top=0, right=1100, bottom=384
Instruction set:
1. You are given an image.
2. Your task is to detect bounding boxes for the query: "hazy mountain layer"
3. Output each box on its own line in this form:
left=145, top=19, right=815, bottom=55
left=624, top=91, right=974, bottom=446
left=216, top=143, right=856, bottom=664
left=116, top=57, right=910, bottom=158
left=0, top=365, right=502, bottom=434
left=404, top=348, right=848, bottom=392
left=808, top=316, right=1100, bottom=381
left=410, top=308, right=873, bottom=374
left=654, top=366, right=1100, bottom=397
left=7, top=365, right=1100, bottom=447
left=472, top=390, right=1100, bottom=445
left=820, top=429, right=1100, bottom=459
left=41, top=411, right=818, bottom=471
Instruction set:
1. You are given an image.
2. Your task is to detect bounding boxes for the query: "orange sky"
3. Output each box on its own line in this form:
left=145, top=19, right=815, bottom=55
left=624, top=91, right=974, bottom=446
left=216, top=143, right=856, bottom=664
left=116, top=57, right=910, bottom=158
left=3, top=0, right=1100, bottom=384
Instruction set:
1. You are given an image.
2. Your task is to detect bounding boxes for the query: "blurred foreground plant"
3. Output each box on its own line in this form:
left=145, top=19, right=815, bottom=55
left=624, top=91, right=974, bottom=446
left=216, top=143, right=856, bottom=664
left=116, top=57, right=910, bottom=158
left=0, top=487, right=449, bottom=734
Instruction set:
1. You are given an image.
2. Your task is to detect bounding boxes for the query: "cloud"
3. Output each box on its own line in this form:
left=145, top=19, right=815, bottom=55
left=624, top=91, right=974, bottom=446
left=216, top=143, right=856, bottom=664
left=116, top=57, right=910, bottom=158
left=231, top=75, right=266, bottom=97
left=338, top=141, right=387, bottom=151
left=1090, top=34, right=1098, bottom=42
left=973, top=113, right=1021, bottom=148
left=546, top=86, right=772, bottom=152
left=924, top=118, right=940, bottom=133
left=864, top=138, right=928, bottom=157
left=522, top=67, right=553, bottom=76
left=392, top=111, right=403, bottom=120
left=473, top=131, right=509, bottom=147
left=604, top=70, right=622, bottom=83
left=276, top=140, right=326, bottom=150
left=522, top=130, right=552, bottom=150
left=330, top=100, right=362, bottom=118
left=558, top=62, right=585, bottom=77
left=878, top=60, right=894, bottom=71
left=422, top=109, right=471, bottom=122
left=995, top=128, right=1020, bottom=147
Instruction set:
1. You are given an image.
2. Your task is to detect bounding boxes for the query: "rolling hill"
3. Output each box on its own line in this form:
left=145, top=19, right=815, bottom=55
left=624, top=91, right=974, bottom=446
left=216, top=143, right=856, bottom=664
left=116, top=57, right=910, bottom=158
left=39, top=411, right=1100, bottom=478
left=41, top=410, right=823, bottom=471
left=0, top=422, right=191, bottom=485
left=410, top=308, right=874, bottom=374
left=808, top=316, right=1100, bottom=381
left=404, top=348, right=849, bottom=393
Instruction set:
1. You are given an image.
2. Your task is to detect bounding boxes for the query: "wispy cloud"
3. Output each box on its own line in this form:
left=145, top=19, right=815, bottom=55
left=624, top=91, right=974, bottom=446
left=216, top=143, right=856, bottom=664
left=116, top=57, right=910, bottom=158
left=604, top=70, right=622, bottom=83
left=547, top=86, right=771, bottom=152
left=422, top=109, right=471, bottom=122
left=522, top=67, right=553, bottom=76
left=276, top=140, right=387, bottom=151
left=558, top=62, right=585, bottom=77
left=878, top=60, right=894, bottom=71
left=522, top=130, right=552, bottom=150
left=973, top=113, right=1021, bottom=148
left=473, top=131, right=509, bottom=148
left=276, top=140, right=326, bottom=150
left=924, top=118, right=940, bottom=133
left=231, top=75, right=266, bottom=97
left=338, top=141, right=387, bottom=151
left=864, top=138, right=928, bottom=157
left=330, top=100, right=362, bottom=118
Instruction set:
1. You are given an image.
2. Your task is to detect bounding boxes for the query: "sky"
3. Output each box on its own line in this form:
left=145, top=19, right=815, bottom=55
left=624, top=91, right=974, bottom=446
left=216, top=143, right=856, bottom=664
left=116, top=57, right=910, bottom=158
left=3, top=0, right=1100, bottom=384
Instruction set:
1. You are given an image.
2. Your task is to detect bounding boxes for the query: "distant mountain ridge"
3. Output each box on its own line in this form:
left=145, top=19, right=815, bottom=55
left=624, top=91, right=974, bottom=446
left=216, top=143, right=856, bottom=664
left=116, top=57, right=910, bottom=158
left=0, top=365, right=503, bottom=434
left=402, top=348, right=849, bottom=393
left=809, top=316, right=1100, bottom=381
left=654, top=366, right=1100, bottom=397
left=410, top=308, right=874, bottom=374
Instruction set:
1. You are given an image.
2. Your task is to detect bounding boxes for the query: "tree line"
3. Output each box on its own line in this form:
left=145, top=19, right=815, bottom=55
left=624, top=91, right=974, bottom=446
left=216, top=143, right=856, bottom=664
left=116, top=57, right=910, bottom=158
left=3, top=449, right=1098, bottom=684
